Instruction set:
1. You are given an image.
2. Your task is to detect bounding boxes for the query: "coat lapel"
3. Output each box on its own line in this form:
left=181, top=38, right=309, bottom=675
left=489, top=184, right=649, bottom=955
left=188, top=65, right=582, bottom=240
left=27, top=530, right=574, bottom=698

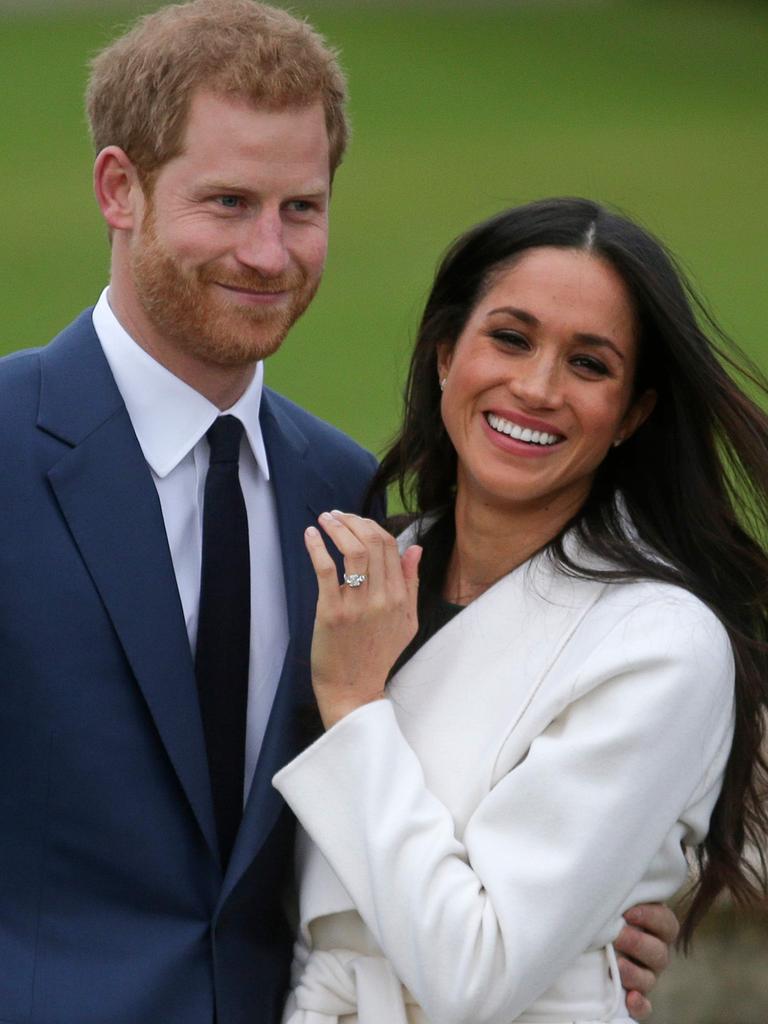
left=39, top=314, right=219, bottom=861
left=389, top=548, right=606, bottom=765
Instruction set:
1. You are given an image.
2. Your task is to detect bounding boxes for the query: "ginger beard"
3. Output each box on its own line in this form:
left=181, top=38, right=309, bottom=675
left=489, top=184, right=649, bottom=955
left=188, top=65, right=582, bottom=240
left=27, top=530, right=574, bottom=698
left=131, top=202, right=321, bottom=368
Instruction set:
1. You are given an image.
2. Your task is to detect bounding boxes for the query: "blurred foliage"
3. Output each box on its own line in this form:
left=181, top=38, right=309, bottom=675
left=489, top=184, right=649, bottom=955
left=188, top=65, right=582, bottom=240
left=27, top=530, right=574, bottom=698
left=651, top=902, right=768, bottom=1022
left=1, top=0, right=766, bottom=453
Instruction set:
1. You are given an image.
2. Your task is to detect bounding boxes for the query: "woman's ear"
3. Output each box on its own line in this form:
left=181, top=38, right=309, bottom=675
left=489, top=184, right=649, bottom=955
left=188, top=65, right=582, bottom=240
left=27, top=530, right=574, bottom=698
left=436, top=341, right=454, bottom=385
left=93, top=146, right=144, bottom=233
left=619, top=389, right=657, bottom=443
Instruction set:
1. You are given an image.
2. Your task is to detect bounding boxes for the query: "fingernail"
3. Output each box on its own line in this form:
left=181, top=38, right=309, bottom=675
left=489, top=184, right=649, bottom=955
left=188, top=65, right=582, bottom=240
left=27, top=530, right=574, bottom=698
left=306, top=526, right=319, bottom=538
left=330, top=509, right=345, bottom=517
left=320, top=511, right=334, bottom=523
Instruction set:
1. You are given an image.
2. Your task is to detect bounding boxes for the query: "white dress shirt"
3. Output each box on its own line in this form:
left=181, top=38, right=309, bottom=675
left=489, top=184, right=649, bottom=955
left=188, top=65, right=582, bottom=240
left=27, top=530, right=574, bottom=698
left=93, top=287, right=288, bottom=800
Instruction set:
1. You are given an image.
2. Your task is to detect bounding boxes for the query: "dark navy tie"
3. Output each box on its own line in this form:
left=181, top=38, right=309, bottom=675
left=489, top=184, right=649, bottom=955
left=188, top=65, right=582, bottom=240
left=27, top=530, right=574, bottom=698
left=195, top=415, right=250, bottom=868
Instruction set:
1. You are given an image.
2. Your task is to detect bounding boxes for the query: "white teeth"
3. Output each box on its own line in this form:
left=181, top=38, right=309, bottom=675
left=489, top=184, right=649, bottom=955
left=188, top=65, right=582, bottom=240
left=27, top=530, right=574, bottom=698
left=486, top=413, right=561, bottom=446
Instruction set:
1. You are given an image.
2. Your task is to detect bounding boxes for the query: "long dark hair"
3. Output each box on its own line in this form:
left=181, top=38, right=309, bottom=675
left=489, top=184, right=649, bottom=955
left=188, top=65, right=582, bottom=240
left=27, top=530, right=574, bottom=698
left=368, top=197, right=768, bottom=945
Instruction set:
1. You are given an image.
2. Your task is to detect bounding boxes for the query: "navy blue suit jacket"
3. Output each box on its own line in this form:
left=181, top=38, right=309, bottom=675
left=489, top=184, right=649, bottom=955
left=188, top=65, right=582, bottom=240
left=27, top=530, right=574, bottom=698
left=0, top=311, right=379, bottom=1024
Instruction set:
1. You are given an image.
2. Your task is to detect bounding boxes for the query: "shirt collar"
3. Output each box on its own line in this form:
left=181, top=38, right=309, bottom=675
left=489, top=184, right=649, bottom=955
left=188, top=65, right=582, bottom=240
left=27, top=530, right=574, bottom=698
left=92, top=287, right=270, bottom=480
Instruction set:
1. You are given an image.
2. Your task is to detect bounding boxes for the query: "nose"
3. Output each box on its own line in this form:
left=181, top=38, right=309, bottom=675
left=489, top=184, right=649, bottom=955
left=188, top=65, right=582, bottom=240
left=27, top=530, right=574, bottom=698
left=234, top=208, right=290, bottom=278
left=508, top=354, right=563, bottom=410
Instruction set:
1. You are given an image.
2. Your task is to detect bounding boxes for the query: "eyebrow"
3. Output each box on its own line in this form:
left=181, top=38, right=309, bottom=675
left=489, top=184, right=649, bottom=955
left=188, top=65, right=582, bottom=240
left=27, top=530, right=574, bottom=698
left=196, top=180, right=329, bottom=199
left=486, top=305, right=626, bottom=361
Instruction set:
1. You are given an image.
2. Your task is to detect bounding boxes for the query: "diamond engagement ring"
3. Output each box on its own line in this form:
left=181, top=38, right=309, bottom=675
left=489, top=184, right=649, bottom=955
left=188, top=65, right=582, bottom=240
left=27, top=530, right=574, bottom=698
left=343, top=573, right=368, bottom=588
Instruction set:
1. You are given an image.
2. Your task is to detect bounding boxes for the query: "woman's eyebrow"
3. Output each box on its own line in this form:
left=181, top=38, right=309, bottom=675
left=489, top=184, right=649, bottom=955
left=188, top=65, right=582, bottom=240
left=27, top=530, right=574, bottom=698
left=573, top=333, right=625, bottom=361
left=487, top=305, right=539, bottom=325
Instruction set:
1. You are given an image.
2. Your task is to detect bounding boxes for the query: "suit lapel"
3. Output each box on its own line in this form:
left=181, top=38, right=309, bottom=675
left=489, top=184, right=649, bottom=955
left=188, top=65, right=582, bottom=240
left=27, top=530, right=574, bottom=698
left=222, top=390, right=338, bottom=897
left=39, top=314, right=219, bottom=861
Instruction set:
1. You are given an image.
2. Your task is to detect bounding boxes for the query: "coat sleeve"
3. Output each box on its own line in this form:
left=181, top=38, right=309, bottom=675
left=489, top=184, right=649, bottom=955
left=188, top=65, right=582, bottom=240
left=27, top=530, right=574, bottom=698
left=273, top=592, right=735, bottom=1024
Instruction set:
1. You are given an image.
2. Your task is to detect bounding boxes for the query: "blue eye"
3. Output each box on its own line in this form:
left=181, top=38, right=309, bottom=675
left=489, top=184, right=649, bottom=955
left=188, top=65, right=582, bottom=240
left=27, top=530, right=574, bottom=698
left=217, top=195, right=241, bottom=208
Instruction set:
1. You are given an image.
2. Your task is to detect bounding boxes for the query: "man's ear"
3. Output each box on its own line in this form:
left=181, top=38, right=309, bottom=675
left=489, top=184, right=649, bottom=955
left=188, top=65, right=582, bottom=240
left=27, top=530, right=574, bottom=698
left=93, top=146, right=144, bottom=233
left=620, top=389, right=657, bottom=442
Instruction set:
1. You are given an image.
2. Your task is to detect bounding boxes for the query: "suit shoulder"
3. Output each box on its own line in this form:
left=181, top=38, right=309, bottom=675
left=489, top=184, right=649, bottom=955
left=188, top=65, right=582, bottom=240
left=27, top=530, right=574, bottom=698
left=0, top=344, right=42, bottom=379
left=0, top=346, right=43, bottom=422
left=263, top=387, right=378, bottom=472
left=0, top=308, right=93, bottom=394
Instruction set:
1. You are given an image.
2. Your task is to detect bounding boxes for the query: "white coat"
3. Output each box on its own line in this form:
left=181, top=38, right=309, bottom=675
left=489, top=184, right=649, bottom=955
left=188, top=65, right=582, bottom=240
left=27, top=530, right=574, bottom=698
left=273, top=537, right=735, bottom=1024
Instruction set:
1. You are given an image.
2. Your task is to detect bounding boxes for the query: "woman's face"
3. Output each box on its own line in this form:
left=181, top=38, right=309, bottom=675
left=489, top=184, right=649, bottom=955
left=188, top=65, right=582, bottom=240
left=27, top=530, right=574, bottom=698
left=438, top=246, right=655, bottom=521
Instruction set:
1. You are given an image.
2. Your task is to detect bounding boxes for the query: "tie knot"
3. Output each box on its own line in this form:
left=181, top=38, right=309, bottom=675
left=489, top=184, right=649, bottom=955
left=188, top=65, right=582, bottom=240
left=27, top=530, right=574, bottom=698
left=207, top=415, right=244, bottom=464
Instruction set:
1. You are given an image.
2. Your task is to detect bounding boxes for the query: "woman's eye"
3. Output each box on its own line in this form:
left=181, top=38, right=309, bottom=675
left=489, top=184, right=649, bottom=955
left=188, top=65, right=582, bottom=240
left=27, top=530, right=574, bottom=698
left=572, top=355, right=610, bottom=376
left=490, top=330, right=528, bottom=348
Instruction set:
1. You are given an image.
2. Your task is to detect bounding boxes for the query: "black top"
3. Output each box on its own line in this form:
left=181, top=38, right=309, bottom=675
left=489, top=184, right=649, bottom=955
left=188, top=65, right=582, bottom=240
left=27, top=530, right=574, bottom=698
left=390, top=510, right=459, bottom=675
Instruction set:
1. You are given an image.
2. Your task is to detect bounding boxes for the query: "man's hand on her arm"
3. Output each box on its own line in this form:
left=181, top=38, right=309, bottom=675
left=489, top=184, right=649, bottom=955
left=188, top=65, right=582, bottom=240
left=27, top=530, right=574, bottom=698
left=615, top=902, right=680, bottom=1021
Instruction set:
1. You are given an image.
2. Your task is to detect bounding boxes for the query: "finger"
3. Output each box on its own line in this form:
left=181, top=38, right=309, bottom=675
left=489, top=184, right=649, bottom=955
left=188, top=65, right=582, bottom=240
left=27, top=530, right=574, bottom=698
left=331, top=511, right=388, bottom=598
left=304, top=526, right=343, bottom=610
left=624, top=902, right=680, bottom=945
left=318, top=512, right=369, bottom=581
left=616, top=954, right=656, bottom=997
left=401, top=545, right=422, bottom=615
left=616, top=921, right=670, bottom=974
left=625, top=988, right=652, bottom=1022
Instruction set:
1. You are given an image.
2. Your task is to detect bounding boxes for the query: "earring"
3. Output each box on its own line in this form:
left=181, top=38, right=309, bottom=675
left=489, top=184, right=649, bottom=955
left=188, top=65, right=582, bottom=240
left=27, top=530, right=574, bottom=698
left=439, top=378, right=447, bottom=392
left=612, top=436, right=623, bottom=448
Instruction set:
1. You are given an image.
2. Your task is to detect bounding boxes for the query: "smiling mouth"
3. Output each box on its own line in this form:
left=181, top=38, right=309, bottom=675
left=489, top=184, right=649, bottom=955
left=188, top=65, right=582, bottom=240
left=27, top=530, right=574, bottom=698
left=485, top=412, right=564, bottom=447
left=217, top=283, right=288, bottom=296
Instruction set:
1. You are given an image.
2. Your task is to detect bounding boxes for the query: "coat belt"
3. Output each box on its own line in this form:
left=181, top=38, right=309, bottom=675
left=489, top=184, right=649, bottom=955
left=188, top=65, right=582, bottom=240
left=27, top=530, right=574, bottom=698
left=284, top=942, right=628, bottom=1023
left=284, top=948, right=414, bottom=1023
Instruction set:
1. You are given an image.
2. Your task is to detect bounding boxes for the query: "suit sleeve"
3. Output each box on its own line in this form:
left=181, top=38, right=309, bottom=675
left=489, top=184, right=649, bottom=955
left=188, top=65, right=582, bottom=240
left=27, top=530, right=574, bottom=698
left=273, top=593, right=734, bottom=1024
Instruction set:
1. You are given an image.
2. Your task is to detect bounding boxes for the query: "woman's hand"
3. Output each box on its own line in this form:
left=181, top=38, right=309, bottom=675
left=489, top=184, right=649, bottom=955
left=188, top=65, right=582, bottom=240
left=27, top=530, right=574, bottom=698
left=304, top=511, right=422, bottom=730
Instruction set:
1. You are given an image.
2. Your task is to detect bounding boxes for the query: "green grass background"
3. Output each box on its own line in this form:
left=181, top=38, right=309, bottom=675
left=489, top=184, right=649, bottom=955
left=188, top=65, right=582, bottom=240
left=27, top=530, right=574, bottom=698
left=1, top=0, right=766, bottom=457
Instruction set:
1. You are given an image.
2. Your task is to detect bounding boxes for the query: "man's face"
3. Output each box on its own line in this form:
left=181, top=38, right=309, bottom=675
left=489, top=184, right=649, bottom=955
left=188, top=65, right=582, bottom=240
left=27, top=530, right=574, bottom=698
left=129, top=89, right=331, bottom=369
